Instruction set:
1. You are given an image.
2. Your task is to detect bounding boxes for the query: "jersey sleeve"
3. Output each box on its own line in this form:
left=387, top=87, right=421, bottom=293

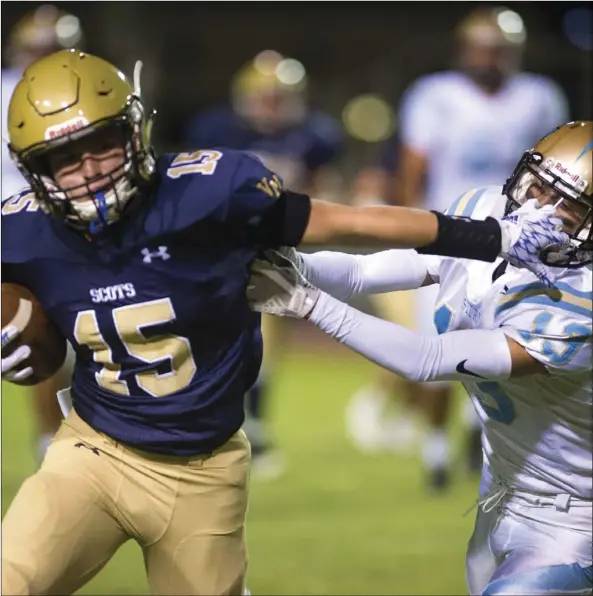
left=226, top=153, right=311, bottom=247
left=399, top=77, right=442, bottom=155
left=495, top=281, right=592, bottom=375
left=1, top=189, right=46, bottom=285
left=1, top=189, right=43, bottom=264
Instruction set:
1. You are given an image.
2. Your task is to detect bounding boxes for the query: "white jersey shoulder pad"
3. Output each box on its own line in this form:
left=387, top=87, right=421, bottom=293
left=496, top=270, right=593, bottom=374
left=444, top=185, right=506, bottom=221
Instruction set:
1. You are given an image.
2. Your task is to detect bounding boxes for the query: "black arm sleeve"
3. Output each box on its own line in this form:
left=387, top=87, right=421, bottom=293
left=255, top=190, right=312, bottom=248
left=415, top=211, right=501, bottom=262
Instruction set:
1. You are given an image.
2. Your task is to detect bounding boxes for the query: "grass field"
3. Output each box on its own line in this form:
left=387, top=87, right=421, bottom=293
left=1, top=334, right=478, bottom=595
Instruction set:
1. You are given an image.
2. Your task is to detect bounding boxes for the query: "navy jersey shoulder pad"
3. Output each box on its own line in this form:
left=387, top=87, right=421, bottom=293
left=144, top=149, right=283, bottom=237
left=1, top=188, right=53, bottom=263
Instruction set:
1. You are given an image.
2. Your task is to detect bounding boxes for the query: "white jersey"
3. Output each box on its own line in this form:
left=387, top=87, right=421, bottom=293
left=399, top=71, right=569, bottom=213
left=2, top=68, right=28, bottom=200
left=429, top=187, right=592, bottom=498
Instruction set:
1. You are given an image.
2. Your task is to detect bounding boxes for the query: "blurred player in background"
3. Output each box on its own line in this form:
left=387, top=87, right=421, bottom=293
left=1, top=4, right=84, bottom=461
left=347, top=5, right=570, bottom=491
left=185, top=50, right=343, bottom=476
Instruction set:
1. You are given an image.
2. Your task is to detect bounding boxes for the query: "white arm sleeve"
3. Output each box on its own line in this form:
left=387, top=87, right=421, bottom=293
left=300, top=249, right=433, bottom=302
left=309, top=292, right=512, bottom=382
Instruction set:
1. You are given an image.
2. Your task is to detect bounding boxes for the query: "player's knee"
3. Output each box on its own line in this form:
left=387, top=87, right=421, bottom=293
left=2, top=559, right=31, bottom=595
left=482, top=563, right=593, bottom=596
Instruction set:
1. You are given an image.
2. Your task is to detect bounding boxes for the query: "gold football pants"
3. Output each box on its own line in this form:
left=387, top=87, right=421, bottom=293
left=2, top=408, right=251, bottom=595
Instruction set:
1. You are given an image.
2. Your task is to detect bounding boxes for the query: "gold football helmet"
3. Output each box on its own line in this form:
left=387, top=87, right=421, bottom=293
left=455, top=6, right=527, bottom=47
left=455, top=6, right=526, bottom=88
left=504, top=121, right=593, bottom=268
left=231, top=50, right=307, bottom=133
left=6, top=4, right=84, bottom=69
left=7, top=49, right=156, bottom=233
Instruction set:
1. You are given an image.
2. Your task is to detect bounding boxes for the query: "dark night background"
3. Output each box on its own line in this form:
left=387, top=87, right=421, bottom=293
left=2, top=1, right=591, bottom=161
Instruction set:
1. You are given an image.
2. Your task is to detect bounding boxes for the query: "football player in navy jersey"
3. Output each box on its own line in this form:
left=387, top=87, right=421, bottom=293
left=185, top=50, right=343, bottom=475
left=0, top=49, right=567, bottom=596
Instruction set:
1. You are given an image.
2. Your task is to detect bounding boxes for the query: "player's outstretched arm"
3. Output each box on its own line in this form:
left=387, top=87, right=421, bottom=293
left=273, top=248, right=435, bottom=302
left=303, top=200, right=439, bottom=249
left=301, top=198, right=567, bottom=287
left=305, top=292, right=549, bottom=381
left=247, top=258, right=550, bottom=381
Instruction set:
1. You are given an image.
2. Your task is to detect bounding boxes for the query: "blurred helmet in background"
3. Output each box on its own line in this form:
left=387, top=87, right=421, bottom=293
left=5, top=4, right=84, bottom=70
left=504, top=121, right=593, bottom=268
left=232, top=50, right=308, bottom=133
left=455, top=6, right=526, bottom=90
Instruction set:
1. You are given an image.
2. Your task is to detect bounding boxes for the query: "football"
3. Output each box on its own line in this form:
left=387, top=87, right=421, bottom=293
left=1, top=283, right=68, bottom=386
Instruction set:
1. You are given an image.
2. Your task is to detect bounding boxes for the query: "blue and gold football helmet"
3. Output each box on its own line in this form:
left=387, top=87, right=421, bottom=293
left=504, top=121, right=593, bottom=268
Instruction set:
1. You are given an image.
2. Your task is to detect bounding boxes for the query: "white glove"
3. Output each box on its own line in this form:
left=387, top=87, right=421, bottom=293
left=275, top=246, right=304, bottom=271
left=499, top=199, right=570, bottom=287
left=1, top=325, right=33, bottom=383
left=247, top=250, right=321, bottom=319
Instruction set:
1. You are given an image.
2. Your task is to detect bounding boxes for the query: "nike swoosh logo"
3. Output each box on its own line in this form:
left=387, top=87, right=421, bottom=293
left=456, top=360, right=486, bottom=379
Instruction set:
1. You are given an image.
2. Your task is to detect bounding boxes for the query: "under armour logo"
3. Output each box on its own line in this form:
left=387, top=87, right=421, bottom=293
left=141, top=246, right=170, bottom=264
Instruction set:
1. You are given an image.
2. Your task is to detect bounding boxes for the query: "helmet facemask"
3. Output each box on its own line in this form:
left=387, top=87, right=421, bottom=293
left=504, top=152, right=592, bottom=268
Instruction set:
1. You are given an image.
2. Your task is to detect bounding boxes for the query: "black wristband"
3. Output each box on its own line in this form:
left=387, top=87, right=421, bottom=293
left=416, top=211, right=501, bottom=262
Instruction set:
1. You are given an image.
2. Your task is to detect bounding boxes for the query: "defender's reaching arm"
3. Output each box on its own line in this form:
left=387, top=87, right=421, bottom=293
left=246, top=257, right=591, bottom=383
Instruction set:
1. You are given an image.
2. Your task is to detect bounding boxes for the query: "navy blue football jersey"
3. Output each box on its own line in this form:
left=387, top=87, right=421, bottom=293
left=185, top=106, right=343, bottom=191
left=2, top=149, right=296, bottom=456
